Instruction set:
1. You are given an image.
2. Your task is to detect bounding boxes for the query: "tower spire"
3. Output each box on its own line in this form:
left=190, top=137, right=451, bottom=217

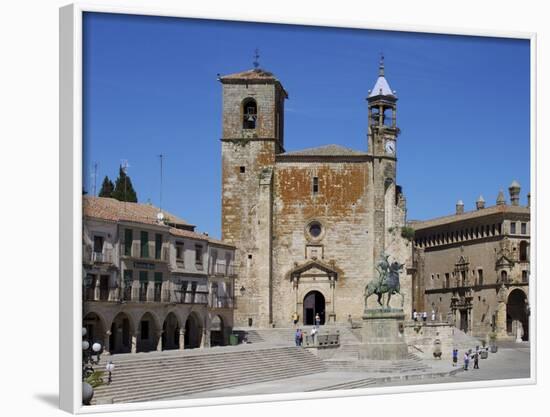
left=379, top=53, right=385, bottom=77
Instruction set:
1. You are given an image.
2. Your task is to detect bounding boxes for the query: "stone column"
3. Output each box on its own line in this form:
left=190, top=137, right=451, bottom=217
left=200, top=329, right=211, bottom=348
left=179, top=328, right=185, bottom=350
left=156, top=330, right=163, bottom=351
left=103, top=330, right=111, bottom=355
left=495, top=285, right=508, bottom=338
left=93, top=275, right=100, bottom=301
left=131, top=332, right=138, bottom=353
left=496, top=301, right=507, bottom=338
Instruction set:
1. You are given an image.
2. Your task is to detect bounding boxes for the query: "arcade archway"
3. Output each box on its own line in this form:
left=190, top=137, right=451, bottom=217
left=506, top=289, right=529, bottom=341
left=137, top=312, right=160, bottom=353
left=109, top=312, right=133, bottom=354
left=184, top=312, right=202, bottom=349
left=210, top=315, right=224, bottom=347
left=162, top=312, right=180, bottom=351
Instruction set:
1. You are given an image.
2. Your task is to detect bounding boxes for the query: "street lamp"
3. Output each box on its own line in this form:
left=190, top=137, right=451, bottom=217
left=82, top=327, right=103, bottom=405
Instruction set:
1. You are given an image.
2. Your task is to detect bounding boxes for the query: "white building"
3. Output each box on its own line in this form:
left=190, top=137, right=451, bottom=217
left=82, top=196, right=237, bottom=354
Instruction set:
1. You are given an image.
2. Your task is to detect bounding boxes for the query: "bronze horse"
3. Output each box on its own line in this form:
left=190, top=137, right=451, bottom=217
left=364, top=254, right=404, bottom=308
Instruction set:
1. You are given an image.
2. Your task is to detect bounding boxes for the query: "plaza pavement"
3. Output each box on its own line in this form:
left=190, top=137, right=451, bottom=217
left=170, top=342, right=531, bottom=400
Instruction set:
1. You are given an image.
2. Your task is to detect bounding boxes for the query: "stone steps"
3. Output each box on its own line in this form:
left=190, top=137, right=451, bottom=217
left=92, top=346, right=326, bottom=404
left=317, top=378, right=378, bottom=391
left=324, top=359, right=431, bottom=373
left=238, top=326, right=361, bottom=346
left=324, top=352, right=431, bottom=373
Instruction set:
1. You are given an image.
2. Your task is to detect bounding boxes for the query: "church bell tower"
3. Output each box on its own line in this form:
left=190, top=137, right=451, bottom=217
left=218, top=59, right=288, bottom=328
left=367, top=56, right=402, bottom=265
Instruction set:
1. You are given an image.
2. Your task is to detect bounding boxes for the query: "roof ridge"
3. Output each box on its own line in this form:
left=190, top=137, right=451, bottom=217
left=280, top=144, right=368, bottom=156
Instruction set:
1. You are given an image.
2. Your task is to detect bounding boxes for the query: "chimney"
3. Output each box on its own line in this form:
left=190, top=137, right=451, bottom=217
left=456, top=200, right=464, bottom=215
left=508, top=180, right=521, bottom=206
left=496, top=189, right=506, bottom=206
left=476, top=195, right=485, bottom=210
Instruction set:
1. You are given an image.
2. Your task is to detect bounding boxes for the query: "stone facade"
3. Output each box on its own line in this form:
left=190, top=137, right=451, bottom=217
left=220, top=64, right=413, bottom=328
left=82, top=197, right=236, bottom=354
left=411, top=186, right=531, bottom=341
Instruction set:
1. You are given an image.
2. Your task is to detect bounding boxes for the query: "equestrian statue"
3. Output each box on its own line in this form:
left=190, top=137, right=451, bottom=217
left=364, top=253, right=405, bottom=308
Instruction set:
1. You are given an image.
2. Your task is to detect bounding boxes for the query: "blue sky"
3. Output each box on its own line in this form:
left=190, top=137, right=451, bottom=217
left=83, top=12, right=530, bottom=236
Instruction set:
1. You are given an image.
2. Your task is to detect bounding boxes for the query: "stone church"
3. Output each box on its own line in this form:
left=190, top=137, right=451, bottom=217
left=219, top=59, right=413, bottom=328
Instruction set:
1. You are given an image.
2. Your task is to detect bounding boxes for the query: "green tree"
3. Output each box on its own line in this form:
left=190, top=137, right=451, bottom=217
left=98, top=176, right=114, bottom=198
left=111, top=166, right=138, bottom=202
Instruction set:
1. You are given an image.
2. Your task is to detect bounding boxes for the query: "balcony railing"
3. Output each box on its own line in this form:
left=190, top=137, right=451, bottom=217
left=122, top=286, right=132, bottom=301
left=154, top=286, right=162, bottom=302
left=83, top=247, right=114, bottom=265
left=99, top=287, right=109, bottom=301
left=84, top=288, right=95, bottom=301
left=171, top=290, right=208, bottom=305
left=210, top=295, right=235, bottom=309
left=92, top=250, right=113, bottom=264
left=212, top=262, right=237, bottom=277
left=139, top=287, right=147, bottom=302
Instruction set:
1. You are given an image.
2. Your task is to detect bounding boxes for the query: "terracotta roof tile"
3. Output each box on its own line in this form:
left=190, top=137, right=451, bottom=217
left=411, top=204, right=530, bottom=230
left=83, top=197, right=235, bottom=248
left=83, top=196, right=191, bottom=227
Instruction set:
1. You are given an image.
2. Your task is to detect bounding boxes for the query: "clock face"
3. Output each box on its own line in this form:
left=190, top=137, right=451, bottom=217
left=385, top=140, right=395, bottom=154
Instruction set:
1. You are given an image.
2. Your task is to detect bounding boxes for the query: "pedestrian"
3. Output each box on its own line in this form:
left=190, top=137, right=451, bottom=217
left=311, top=326, right=317, bottom=344
left=422, top=311, right=427, bottom=322
left=473, top=351, right=479, bottom=369
left=452, top=348, right=458, bottom=367
left=463, top=351, right=470, bottom=370
left=299, top=329, right=304, bottom=346
left=292, top=311, right=298, bottom=325
left=431, top=310, right=436, bottom=321
left=295, top=328, right=302, bottom=347
left=413, top=310, right=418, bottom=322
left=315, top=313, right=321, bottom=328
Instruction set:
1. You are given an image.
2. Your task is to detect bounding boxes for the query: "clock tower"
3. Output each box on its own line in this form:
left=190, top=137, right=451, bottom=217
left=367, top=56, right=401, bottom=265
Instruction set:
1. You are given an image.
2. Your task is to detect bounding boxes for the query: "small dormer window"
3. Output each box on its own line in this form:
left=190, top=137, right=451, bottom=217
left=243, top=98, right=257, bottom=129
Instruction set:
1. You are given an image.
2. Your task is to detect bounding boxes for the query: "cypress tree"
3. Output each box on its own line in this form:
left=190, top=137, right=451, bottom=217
left=111, top=166, right=138, bottom=202
left=98, top=176, right=115, bottom=198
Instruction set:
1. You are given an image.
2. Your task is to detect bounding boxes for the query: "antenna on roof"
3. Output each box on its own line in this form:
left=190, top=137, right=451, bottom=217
left=158, top=154, right=164, bottom=216
left=121, top=159, right=129, bottom=210
left=253, top=48, right=260, bottom=70
left=91, top=162, right=98, bottom=196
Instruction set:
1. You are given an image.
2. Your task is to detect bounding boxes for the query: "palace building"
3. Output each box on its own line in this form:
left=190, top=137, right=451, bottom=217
left=219, top=59, right=414, bottom=328
left=410, top=185, right=531, bottom=341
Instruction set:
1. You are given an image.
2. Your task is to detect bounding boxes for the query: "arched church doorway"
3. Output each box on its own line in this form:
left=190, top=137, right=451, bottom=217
left=303, top=291, right=325, bottom=325
left=184, top=313, right=202, bottom=349
left=210, top=315, right=224, bottom=347
left=506, top=289, right=529, bottom=341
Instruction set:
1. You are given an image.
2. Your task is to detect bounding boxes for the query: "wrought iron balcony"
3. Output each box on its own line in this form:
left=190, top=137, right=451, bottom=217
left=209, top=295, right=235, bottom=309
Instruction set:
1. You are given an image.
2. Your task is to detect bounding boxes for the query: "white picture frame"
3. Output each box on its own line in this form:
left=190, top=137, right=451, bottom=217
left=59, top=2, right=537, bottom=414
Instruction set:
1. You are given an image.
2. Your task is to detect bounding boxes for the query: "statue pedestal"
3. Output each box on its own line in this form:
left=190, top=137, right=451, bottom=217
left=359, top=308, right=409, bottom=360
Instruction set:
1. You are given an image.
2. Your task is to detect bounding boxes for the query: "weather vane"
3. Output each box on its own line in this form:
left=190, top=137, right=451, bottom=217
left=253, top=48, right=260, bottom=69
left=379, top=51, right=385, bottom=76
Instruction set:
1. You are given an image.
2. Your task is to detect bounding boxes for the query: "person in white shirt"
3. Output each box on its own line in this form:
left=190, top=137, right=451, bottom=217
left=311, top=327, right=317, bottom=344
